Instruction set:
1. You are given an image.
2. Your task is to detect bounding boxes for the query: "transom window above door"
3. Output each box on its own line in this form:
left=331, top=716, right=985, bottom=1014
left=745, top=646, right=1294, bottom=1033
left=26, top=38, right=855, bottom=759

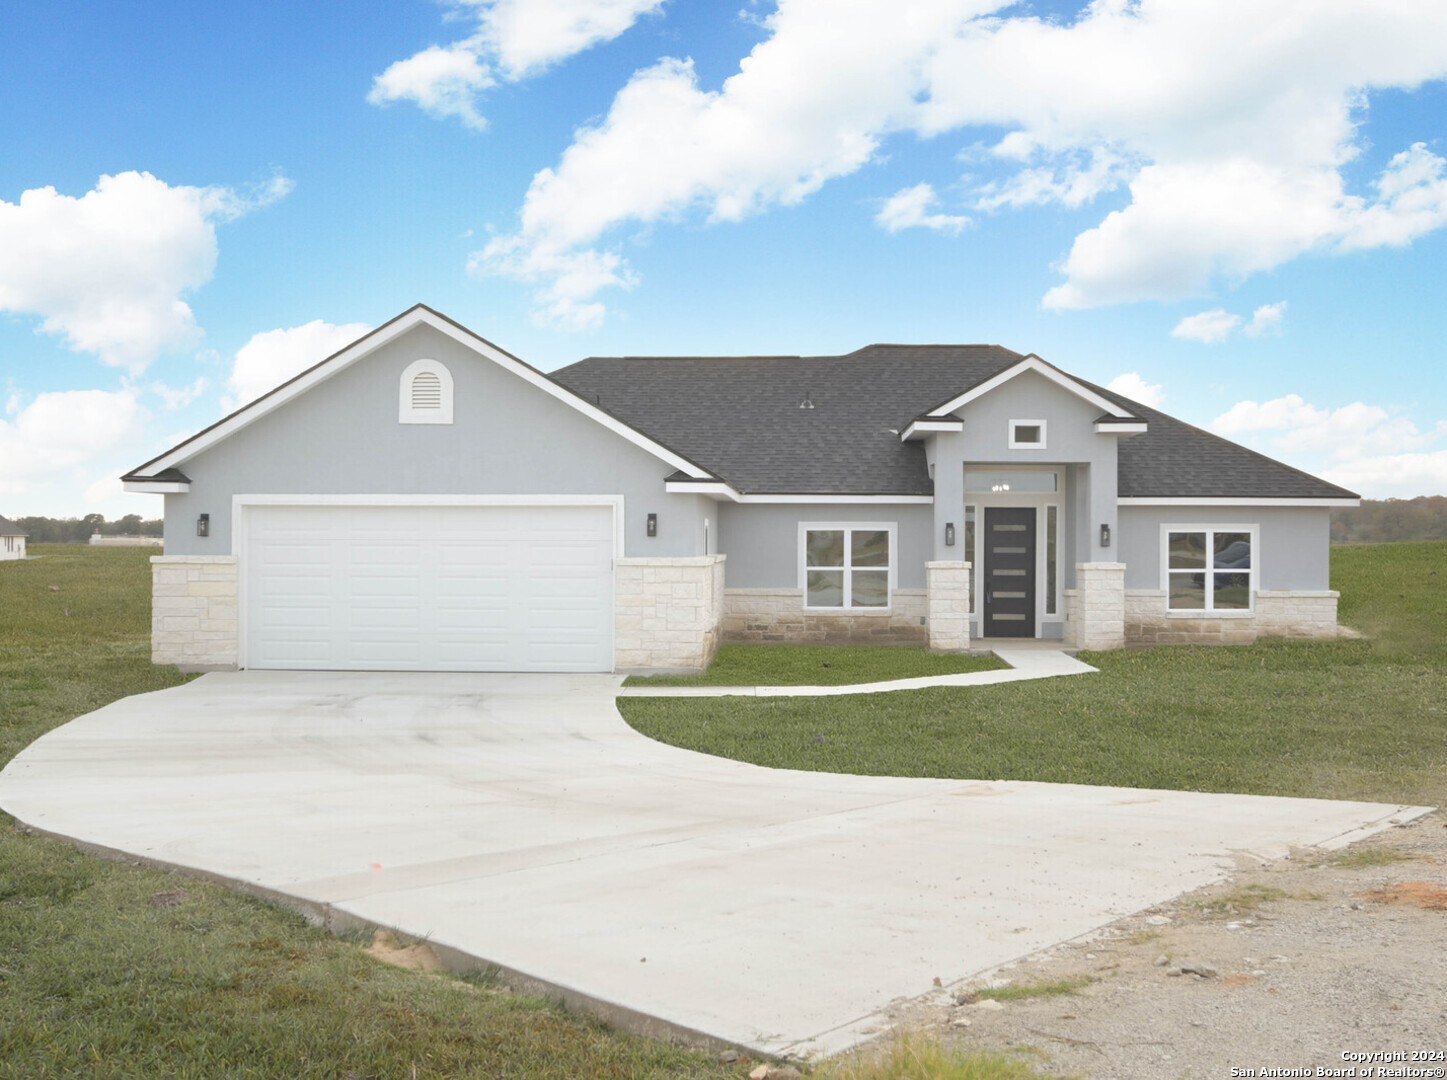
left=801, top=524, right=894, bottom=609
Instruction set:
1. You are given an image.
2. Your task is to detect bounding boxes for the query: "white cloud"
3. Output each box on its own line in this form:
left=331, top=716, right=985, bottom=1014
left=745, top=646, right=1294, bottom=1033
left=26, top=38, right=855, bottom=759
left=227, top=320, right=373, bottom=407
left=471, top=0, right=1447, bottom=325
left=0, top=388, right=146, bottom=497
left=1243, top=301, right=1287, bottom=338
left=1211, top=393, right=1447, bottom=498
left=1105, top=372, right=1164, bottom=409
left=149, top=376, right=210, bottom=410
left=370, top=0, right=665, bottom=129
left=1171, top=308, right=1241, bottom=344
left=876, top=183, right=970, bottom=234
left=368, top=44, right=495, bottom=130
left=0, top=171, right=291, bottom=373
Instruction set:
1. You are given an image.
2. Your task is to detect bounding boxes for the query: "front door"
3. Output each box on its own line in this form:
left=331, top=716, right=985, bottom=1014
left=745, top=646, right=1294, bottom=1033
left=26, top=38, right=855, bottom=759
left=983, top=507, right=1036, bottom=638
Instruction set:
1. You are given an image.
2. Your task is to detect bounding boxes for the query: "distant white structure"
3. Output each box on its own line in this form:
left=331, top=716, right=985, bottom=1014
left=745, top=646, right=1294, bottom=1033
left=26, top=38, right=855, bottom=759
left=89, top=534, right=163, bottom=547
left=0, top=516, right=26, bottom=560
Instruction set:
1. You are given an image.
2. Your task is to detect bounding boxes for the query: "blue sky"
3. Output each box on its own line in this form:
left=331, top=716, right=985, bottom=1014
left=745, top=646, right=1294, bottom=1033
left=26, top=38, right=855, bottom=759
left=4, top=0, right=1447, bottom=517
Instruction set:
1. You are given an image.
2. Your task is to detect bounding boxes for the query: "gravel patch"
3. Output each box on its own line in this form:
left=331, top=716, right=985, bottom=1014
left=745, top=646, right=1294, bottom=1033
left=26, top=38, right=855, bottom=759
left=888, top=811, right=1447, bottom=1078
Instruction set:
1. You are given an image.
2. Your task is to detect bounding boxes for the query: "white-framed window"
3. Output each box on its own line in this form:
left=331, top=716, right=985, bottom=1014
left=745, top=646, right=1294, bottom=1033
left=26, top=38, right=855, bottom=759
left=800, top=522, right=895, bottom=610
left=399, top=359, right=454, bottom=424
left=1161, top=524, right=1258, bottom=612
left=1008, top=419, right=1047, bottom=449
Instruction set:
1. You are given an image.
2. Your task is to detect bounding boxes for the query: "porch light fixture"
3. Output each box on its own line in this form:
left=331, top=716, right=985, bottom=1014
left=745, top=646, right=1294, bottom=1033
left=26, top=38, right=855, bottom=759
left=646, top=512, right=657, bottom=537
left=1100, top=522, right=1111, bottom=548
left=945, top=522, right=956, bottom=546
left=196, top=513, right=210, bottom=538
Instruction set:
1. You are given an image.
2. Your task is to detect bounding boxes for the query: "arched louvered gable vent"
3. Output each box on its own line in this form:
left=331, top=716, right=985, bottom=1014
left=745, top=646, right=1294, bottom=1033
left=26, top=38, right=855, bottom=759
left=411, top=371, right=442, bottom=410
left=398, top=359, right=454, bottom=424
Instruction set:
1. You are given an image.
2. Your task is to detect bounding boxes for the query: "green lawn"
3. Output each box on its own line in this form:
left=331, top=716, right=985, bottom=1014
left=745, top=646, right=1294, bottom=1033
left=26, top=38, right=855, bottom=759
left=0, top=547, right=736, bottom=1080
left=624, top=643, right=1004, bottom=687
left=622, top=541, right=1447, bottom=808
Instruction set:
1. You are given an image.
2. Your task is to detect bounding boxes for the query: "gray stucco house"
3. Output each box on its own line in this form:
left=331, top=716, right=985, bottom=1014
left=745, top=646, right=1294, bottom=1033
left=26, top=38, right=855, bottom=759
left=123, top=304, right=1357, bottom=673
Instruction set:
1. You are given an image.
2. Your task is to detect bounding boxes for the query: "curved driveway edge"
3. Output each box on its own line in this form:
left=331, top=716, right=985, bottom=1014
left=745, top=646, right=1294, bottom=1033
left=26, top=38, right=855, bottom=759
left=0, top=671, right=1432, bottom=1060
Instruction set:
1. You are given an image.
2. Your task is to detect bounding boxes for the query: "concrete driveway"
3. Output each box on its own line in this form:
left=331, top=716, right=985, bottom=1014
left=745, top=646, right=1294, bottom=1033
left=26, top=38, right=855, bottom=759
left=0, top=672, right=1429, bottom=1058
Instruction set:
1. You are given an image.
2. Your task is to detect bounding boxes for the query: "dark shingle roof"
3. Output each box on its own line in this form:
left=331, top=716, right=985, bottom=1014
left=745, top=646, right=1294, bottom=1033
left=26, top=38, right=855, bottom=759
left=0, top=515, right=26, bottom=537
left=551, top=346, right=1356, bottom=500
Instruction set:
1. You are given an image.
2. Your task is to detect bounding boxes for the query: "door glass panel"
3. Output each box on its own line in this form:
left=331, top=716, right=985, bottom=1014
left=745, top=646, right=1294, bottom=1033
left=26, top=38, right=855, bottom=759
left=1214, top=572, right=1251, bottom=609
left=965, top=471, right=1057, bottom=493
left=1046, top=505, right=1058, bottom=615
left=851, top=570, right=889, bottom=607
left=964, top=505, right=976, bottom=613
left=851, top=530, right=890, bottom=567
left=1168, top=572, right=1205, bottom=610
left=1213, top=533, right=1251, bottom=569
left=1168, top=532, right=1206, bottom=569
left=806, top=530, right=844, bottom=568
left=806, top=570, right=844, bottom=607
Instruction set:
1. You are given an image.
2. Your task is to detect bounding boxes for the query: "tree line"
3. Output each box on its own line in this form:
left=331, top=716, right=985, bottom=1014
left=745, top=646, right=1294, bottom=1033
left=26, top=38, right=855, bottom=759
left=8, top=514, right=164, bottom=544
left=1330, top=496, right=1447, bottom=544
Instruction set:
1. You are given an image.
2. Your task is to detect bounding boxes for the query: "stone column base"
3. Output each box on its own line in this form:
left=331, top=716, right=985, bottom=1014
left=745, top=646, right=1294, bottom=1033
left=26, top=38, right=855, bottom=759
left=614, top=556, right=726, bottom=674
left=151, top=555, right=239, bottom=670
left=1065, top=562, right=1125, bottom=650
left=927, top=561, right=972, bottom=652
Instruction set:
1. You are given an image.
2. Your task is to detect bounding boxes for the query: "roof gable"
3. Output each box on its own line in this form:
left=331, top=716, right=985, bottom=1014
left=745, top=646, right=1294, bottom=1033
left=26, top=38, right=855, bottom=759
left=924, top=355, right=1138, bottom=420
left=125, top=305, right=714, bottom=483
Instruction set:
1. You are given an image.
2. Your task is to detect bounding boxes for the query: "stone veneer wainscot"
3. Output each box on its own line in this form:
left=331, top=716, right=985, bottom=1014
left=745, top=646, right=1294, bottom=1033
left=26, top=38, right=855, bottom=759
left=150, top=555, right=239, bottom=670
left=722, top=588, right=928, bottom=645
left=1125, top=589, right=1341, bottom=645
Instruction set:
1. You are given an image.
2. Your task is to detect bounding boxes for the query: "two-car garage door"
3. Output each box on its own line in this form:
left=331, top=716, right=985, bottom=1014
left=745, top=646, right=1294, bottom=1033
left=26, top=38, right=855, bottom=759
left=243, top=504, right=614, bottom=671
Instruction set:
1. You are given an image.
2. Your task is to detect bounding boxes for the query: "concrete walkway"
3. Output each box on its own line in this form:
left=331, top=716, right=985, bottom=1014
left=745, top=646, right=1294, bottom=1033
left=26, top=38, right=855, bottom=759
left=618, top=645, right=1096, bottom=697
left=0, top=671, right=1431, bottom=1060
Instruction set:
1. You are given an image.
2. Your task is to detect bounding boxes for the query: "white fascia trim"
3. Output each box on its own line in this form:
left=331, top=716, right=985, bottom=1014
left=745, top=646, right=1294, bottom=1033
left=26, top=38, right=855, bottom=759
left=123, top=480, right=190, bottom=494
left=139, top=307, right=713, bottom=480
left=928, top=356, right=1135, bottom=419
left=738, top=493, right=933, bottom=504
left=1120, top=497, right=1358, bottom=507
left=900, top=418, right=964, bottom=442
left=1094, top=420, right=1148, bottom=434
left=664, top=480, right=744, bottom=500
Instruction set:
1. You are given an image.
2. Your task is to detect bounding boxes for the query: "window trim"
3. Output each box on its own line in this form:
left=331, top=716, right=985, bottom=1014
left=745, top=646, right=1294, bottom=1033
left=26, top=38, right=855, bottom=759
left=798, top=521, right=897, bottom=612
left=1008, top=418, right=1048, bottom=450
left=399, top=358, right=454, bottom=425
left=1159, top=523, right=1260, bottom=614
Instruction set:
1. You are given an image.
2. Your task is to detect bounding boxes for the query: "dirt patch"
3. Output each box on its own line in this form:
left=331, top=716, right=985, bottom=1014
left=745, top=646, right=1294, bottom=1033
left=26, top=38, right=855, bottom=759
left=367, top=929, right=446, bottom=973
left=1360, top=880, right=1447, bottom=911
left=884, top=811, right=1447, bottom=1078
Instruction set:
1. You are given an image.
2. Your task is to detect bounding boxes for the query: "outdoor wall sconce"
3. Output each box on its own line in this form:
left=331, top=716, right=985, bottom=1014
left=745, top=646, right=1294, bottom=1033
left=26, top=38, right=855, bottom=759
left=196, top=513, right=210, bottom=538
left=944, top=522, right=956, bottom=546
left=646, top=512, right=657, bottom=538
left=1100, top=522, right=1111, bottom=548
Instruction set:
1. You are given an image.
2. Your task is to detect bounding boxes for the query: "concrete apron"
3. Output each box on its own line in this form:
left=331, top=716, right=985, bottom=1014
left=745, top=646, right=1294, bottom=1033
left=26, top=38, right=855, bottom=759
left=0, top=672, right=1431, bottom=1060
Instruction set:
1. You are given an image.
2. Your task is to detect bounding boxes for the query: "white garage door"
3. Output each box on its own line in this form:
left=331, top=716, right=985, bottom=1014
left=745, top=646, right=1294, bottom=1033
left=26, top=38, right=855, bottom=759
left=243, top=504, right=614, bottom=672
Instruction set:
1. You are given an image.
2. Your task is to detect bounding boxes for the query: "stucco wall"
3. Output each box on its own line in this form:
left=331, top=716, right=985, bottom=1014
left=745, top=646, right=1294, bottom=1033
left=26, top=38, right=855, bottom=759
left=715, top=502, right=933, bottom=590
left=161, top=323, right=708, bottom=558
left=1117, top=505, right=1331, bottom=591
left=924, top=369, right=1124, bottom=576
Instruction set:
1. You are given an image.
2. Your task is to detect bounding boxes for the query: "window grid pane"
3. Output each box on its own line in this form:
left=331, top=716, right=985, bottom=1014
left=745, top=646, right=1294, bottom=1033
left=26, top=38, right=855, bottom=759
left=806, top=530, right=844, bottom=568
left=1167, top=529, right=1254, bottom=611
left=807, top=570, right=844, bottom=607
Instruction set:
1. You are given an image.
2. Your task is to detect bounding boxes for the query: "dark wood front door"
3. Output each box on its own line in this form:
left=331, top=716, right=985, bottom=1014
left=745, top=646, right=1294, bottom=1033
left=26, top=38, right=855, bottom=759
left=983, top=507, right=1036, bottom=638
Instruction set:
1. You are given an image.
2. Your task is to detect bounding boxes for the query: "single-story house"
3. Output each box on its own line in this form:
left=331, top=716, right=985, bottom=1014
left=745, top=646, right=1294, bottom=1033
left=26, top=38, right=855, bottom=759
left=123, top=304, right=1358, bottom=673
left=0, top=516, right=27, bottom=561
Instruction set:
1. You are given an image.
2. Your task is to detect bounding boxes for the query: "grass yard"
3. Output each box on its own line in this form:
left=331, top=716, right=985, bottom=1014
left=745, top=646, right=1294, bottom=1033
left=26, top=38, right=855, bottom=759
left=624, top=643, right=1004, bottom=687
left=0, top=545, right=1031, bottom=1079
left=622, top=540, right=1447, bottom=809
